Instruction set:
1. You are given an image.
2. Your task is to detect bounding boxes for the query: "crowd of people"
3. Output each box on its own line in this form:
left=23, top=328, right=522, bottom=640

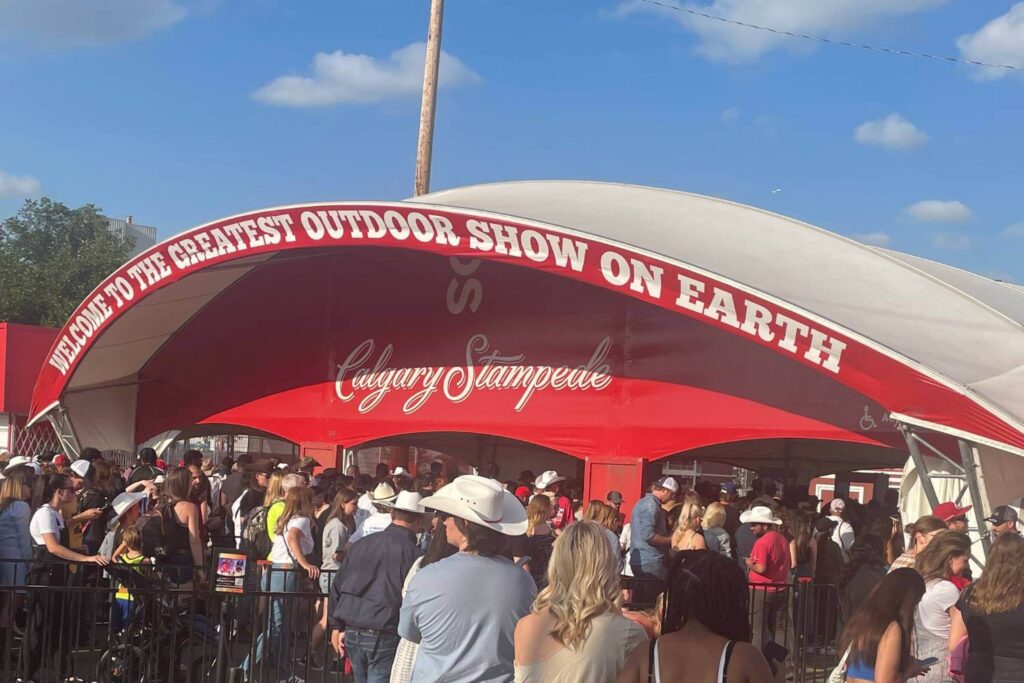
left=0, top=448, right=1022, bottom=683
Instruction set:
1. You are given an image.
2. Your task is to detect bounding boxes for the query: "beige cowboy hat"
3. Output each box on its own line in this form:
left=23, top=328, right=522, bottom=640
left=421, top=475, right=528, bottom=536
left=111, top=492, right=148, bottom=524
left=369, top=481, right=398, bottom=504
left=739, top=505, right=782, bottom=526
left=534, top=470, right=566, bottom=490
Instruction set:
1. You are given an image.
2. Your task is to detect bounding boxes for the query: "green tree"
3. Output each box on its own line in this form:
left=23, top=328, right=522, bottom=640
left=0, top=198, right=134, bottom=327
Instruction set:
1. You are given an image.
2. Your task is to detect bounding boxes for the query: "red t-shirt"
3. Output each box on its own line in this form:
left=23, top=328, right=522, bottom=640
left=550, top=495, right=575, bottom=531
left=748, top=530, right=791, bottom=586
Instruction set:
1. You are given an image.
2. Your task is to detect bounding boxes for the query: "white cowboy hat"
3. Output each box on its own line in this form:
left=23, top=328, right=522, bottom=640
left=4, top=455, right=31, bottom=471
left=382, top=490, right=426, bottom=514
left=740, top=505, right=782, bottom=526
left=111, top=492, right=148, bottom=524
left=534, top=470, right=566, bottom=490
left=369, top=481, right=398, bottom=503
left=421, top=475, right=528, bottom=536
left=393, top=466, right=409, bottom=477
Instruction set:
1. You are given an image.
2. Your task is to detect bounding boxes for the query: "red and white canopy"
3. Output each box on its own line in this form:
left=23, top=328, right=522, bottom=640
left=28, top=181, right=1024, bottom=475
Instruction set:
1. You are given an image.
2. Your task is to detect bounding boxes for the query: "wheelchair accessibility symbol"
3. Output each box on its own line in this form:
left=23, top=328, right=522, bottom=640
left=859, top=406, right=878, bottom=431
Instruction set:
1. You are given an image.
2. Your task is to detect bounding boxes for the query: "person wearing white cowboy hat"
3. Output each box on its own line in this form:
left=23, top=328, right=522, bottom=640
left=740, top=504, right=793, bottom=671
left=330, top=483, right=426, bottom=683
left=398, top=475, right=536, bottom=683
left=350, top=481, right=400, bottom=543
left=534, top=471, right=575, bottom=534
left=97, top=492, right=149, bottom=558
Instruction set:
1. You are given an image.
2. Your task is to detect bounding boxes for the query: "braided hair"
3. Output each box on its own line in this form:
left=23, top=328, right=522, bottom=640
left=662, top=549, right=752, bottom=642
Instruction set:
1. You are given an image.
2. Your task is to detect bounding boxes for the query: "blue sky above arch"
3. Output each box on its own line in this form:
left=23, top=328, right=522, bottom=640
left=0, top=0, right=1021, bottom=282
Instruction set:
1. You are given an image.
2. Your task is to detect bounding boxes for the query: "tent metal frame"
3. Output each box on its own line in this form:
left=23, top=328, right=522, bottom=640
left=898, top=421, right=990, bottom=562
left=46, top=404, right=81, bottom=459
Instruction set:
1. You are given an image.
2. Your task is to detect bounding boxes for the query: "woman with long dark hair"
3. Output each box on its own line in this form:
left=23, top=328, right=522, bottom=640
left=840, top=534, right=888, bottom=620
left=307, top=486, right=359, bottom=666
left=954, top=533, right=1024, bottom=681
left=617, top=550, right=773, bottom=682
left=158, top=466, right=206, bottom=586
left=19, top=474, right=109, bottom=682
left=839, top=568, right=930, bottom=682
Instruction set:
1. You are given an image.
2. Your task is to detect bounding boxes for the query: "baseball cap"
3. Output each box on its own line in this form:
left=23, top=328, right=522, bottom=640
left=654, top=476, right=679, bottom=493
left=70, top=459, right=91, bottom=479
left=514, top=485, right=531, bottom=499
left=985, top=505, right=1019, bottom=526
left=53, top=454, right=70, bottom=468
left=829, top=498, right=846, bottom=513
left=933, top=501, right=972, bottom=523
left=607, top=490, right=623, bottom=504
left=721, top=482, right=737, bottom=495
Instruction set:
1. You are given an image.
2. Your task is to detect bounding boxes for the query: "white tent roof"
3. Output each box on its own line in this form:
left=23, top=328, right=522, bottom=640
left=414, top=181, right=1024, bottom=430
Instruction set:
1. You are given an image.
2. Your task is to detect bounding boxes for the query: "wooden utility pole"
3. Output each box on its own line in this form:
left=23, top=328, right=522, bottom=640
left=414, top=0, right=445, bottom=196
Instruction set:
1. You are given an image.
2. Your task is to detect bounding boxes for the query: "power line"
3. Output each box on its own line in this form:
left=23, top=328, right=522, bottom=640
left=638, top=0, right=1024, bottom=72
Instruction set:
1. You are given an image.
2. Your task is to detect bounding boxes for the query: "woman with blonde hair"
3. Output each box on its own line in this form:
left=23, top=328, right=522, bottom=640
left=702, top=502, right=732, bottom=559
left=242, top=485, right=319, bottom=680
left=671, top=501, right=706, bottom=551
left=515, top=520, right=647, bottom=682
left=954, top=532, right=1024, bottom=681
left=912, top=530, right=971, bottom=683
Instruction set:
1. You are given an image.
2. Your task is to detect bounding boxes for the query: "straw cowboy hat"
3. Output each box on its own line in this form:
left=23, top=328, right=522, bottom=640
left=111, top=492, right=148, bottom=524
left=739, top=505, right=783, bottom=526
left=421, top=475, right=528, bottom=536
left=381, top=490, right=426, bottom=514
left=534, top=470, right=566, bottom=490
left=369, top=481, right=399, bottom=504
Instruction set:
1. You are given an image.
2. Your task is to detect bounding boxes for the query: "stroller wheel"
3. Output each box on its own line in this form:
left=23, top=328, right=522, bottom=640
left=96, top=643, right=148, bottom=683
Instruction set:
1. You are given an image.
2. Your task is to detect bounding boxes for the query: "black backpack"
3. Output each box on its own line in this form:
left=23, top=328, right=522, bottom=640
left=134, top=505, right=175, bottom=559
left=240, top=504, right=273, bottom=558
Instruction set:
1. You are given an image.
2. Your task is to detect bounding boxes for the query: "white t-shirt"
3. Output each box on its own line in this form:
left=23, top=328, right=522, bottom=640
left=829, top=515, right=855, bottom=561
left=269, top=516, right=315, bottom=564
left=30, top=505, right=65, bottom=546
left=918, top=579, right=961, bottom=638
left=351, top=511, right=392, bottom=542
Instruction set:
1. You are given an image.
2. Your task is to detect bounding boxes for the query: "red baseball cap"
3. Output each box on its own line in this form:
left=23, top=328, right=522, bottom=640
left=155, top=459, right=167, bottom=470
left=933, top=501, right=972, bottom=522
left=515, top=485, right=531, bottom=499
left=53, top=454, right=70, bottom=467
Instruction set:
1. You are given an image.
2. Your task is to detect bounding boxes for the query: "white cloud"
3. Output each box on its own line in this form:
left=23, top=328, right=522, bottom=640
left=956, top=4, right=1024, bottom=81
left=931, top=232, right=971, bottom=250
left=720, top=107, right=739, bottom=122
left=1003, top=221, right=1024, bottom=237
left=0, top=171, right=41, bottom=199
left=0, top=0, right=188, bottom=48
left=906, top=200, right=973, bottom=223
left=611, top=0, right=946, bottom=63
left=254, top=43, right=482, bottom=107
left=854, top=114, right=928, bottom=150
left=851, top=231, right=891, bottom=247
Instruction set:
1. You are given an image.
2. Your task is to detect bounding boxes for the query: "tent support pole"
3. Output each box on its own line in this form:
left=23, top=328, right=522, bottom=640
left=957, top=439, right=991, bottom=557
left=46, top=405, right=81, bottom=458
left=901, top=426, right=940, bottom=509
left=910, top=432, right=965, bottom=473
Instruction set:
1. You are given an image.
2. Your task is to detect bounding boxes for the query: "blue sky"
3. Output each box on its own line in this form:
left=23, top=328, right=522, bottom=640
left=1, top=0, right=1022, bottom=281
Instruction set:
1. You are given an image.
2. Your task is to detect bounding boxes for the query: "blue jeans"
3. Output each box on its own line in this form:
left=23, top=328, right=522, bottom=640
left=243, top=566, right=297, bottom=677
left=345, top=628, right=399, bottom=683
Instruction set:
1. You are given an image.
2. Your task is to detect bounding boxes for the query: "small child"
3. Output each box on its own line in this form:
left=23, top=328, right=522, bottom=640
left=111, top=526, right=149, bottom=633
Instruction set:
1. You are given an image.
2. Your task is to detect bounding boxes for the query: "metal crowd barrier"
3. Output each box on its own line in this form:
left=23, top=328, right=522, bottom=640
left=0, top=560, right=844, bottom=683
left=0, top=558, right=341, bottom=682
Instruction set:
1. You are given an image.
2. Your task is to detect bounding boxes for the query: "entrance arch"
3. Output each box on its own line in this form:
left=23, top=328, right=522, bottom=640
left=28, top=182, right=1024, bottom=518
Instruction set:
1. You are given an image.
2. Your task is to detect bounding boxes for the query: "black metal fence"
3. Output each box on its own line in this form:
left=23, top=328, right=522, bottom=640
left=1, top=562, right=843, bottom=683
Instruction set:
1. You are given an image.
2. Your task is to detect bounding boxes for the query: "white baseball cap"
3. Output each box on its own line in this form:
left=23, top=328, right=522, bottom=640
left=70, top=459, right=91, bottom=479
left=655, top=476, right=679, bottom=493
